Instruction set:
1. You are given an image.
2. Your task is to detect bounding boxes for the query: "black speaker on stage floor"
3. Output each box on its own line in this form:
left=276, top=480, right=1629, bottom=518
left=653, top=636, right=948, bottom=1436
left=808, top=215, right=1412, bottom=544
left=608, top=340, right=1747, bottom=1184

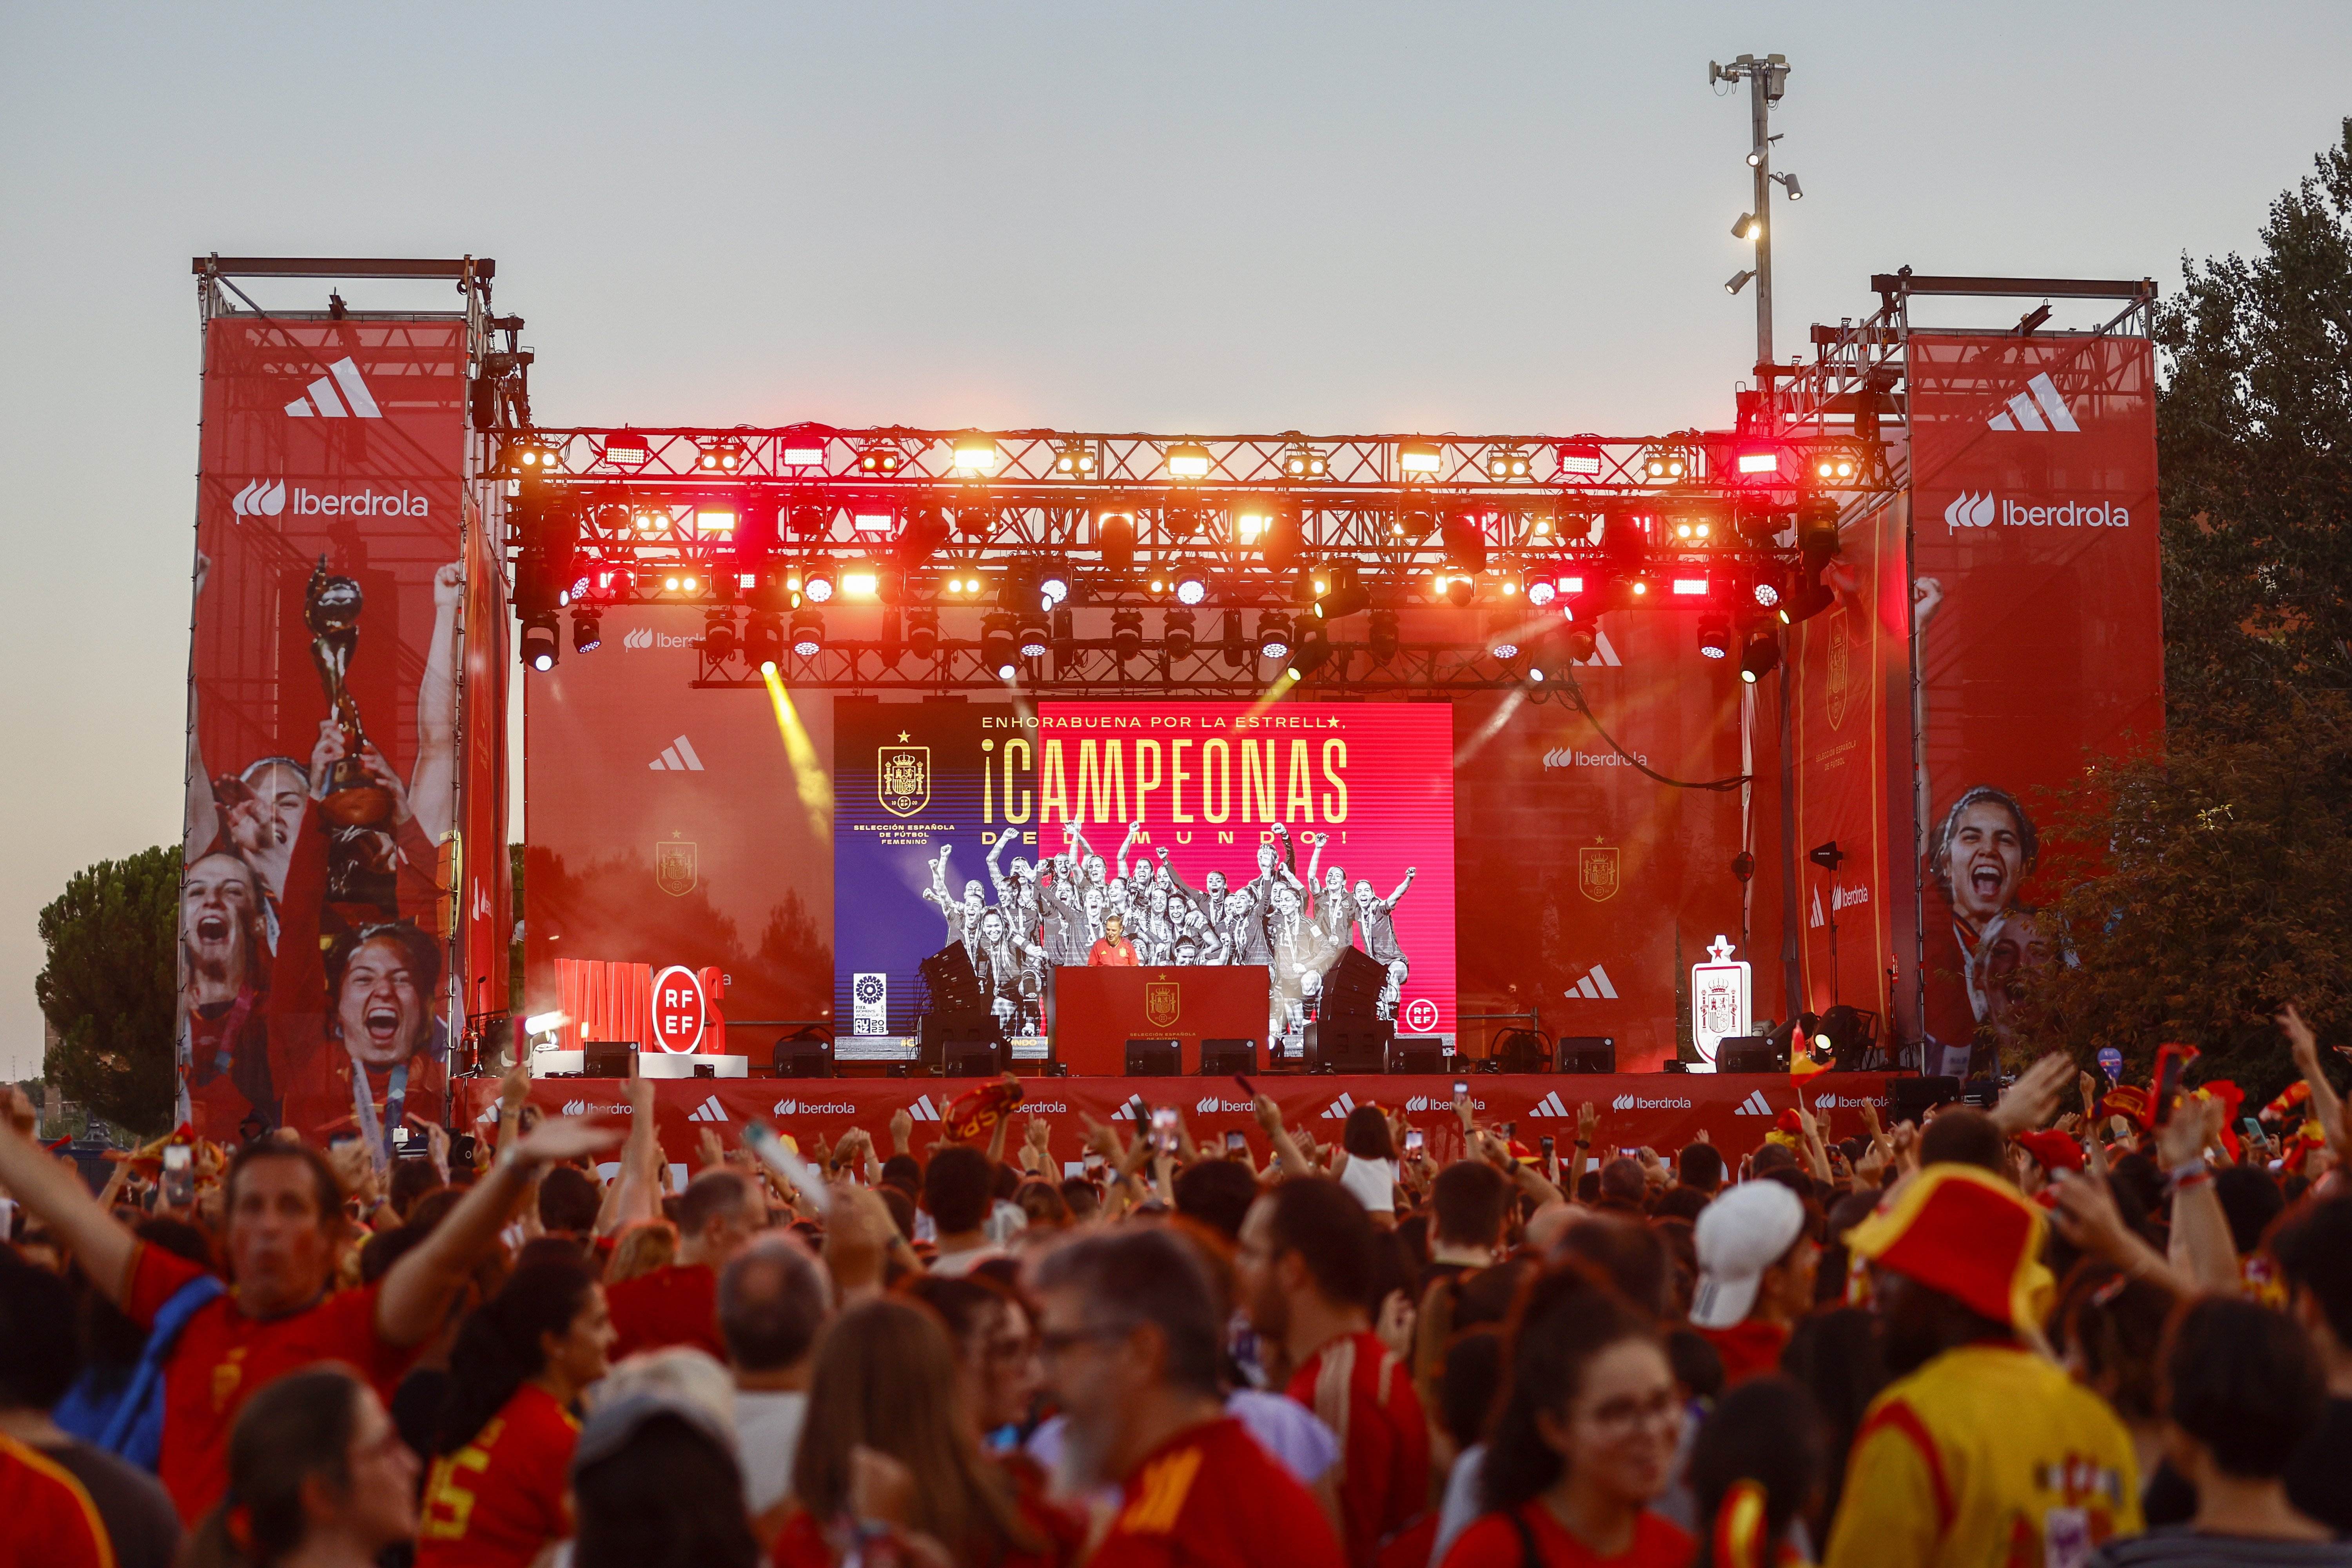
left=1717, top=1035, right=1784, bottom=1074
left=1557, top=1036, right=1615, bottom=1074
left=772, top=1034, right=834, bottom=1078
left=1126, top=1038, right=1181, bottom=1076
left=1892, top=1075, right=1961, bottom=1123
left=1199, top=1038, right=1257, bottom=1075
left=1309, top=1017, right=1392, bottom=1074
left=1388, top=1036, right=1445, bottom=1074
left=583, top=1042, right=635, bottom=1078
left=943, top=1037, right=1004, bottom=1077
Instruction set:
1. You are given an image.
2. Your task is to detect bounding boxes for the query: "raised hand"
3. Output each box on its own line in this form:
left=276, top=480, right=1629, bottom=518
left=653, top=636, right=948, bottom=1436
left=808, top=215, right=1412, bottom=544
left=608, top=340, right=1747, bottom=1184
left=512, top=1114, right=624, bottom=1166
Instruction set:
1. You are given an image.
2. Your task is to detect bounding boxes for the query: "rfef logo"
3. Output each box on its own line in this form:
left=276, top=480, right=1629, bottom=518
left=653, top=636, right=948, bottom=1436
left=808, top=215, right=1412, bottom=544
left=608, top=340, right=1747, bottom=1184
left=649, top=965, right=706, bottom=1053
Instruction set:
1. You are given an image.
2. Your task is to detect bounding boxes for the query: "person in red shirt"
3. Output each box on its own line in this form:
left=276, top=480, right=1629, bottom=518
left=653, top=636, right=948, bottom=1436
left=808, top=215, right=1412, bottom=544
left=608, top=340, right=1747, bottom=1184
left=1688, top=1181, right=1817, bottom=1389
left=1235, top=1177, right=1429, bottom=1568
left=417, top=1258, right=613, bottom=1568
left=0, top=1431, right=113, bottom=1568
left=0, top=1085, right=618, bottom=1523
left=1088, top=913, right=1141, bottom=966
left=606, top=1168, right=764, bottom=1361
left=1032, top=1226, right=1343, bottom=1568
left=1438, top=1268, right=1691, bottom=1568
left=184, top=1365, right=422, bottom=1568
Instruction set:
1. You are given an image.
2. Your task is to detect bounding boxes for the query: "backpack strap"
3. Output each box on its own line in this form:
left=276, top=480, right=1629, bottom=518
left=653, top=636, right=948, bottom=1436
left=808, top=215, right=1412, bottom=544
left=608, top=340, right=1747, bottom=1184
left=1508, top=1505, right=1543, bottom=1568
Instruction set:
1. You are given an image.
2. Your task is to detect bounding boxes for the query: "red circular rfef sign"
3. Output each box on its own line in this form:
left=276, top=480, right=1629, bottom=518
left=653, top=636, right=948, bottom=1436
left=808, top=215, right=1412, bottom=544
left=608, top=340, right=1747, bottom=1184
left=1403, top=996, right=1440, bottom=1033
left=649, top=965, right=707, bottom=1054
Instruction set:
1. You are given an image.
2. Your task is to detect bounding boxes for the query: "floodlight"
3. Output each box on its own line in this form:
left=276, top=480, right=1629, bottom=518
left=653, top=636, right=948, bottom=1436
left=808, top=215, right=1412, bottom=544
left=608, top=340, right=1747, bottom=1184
left=1697, top=616, right=1733, bottom=660
left=1736, top=450, right=1779, bottom=475
left=855, top=444, right=903, bottom=474
left=1775, top=171, right=1803, bottom=201
left=1556, top=442, right=1605, bottom=477
left=951, top=434, right=1000, bottom=474
left=1110, top=609, right=1144, bottom=661
left=840, top=563, right=880, bottom=599
left=1732, top=212, right=1762, bottom=240
left=1256, top=612, right=1292, bottom=663
left=1398, top=439, right=1443, bottom=475
left=1174, top=571, right=1208, bottom=607
left=1163, top=609, right=1197, bottom=659
left=1485, top=445, right=1531, bottom=481
left=906, top=610, right=940, bottom=659
left=1283, top=444, right=1328, bottom=478
left=980, top=611, right=1017, bottom=668
left=1726, top=269, right=1756, bottom=296
left=1053, top=442, right=1097, bottom=477
left=744, top=614, right=783, bottom=670
left=702, top=611, right=737, bottom=661
left=521, top=614, right=559, bottom=671
left=571, top=612, right=601, bottom=653
left=1740, top=631, right=1781, bottom=683
left=1165, top=441, right=1212, bottom=480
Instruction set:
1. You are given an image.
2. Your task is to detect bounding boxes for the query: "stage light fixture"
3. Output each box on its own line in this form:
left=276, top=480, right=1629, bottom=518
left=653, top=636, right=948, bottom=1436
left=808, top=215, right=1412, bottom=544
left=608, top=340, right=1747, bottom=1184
left=855, top=443, right=904, bottom=475
left=1671, top=577, right=1710, bottom=596
left=950, top=434, right=1000, bottom=474
left=1485, top=445, right=1531, bottom=481
left=1017, top=613, right=1051, bottom=660
left=802, top=564, right=837, bottom=604
left=1752, top=578, right=1782, bottom=609
left=1256, top=612, right=1292, bottom=663
left=1746, top=146, right=1764, bottom=168
left=1726, top=268, right=1756, bottom=296
left=696, top=438, right=747, bottom=474
left=1258, top=505, right=1303, bottom=572
left=955, top=503, right=996, bottom=541
left=1283, top=444, right=1328, bottom=479
left=1094, top=501, right=1137, bottom=573
left=1367, top=608, right=1401, bottom=663
left=696, top=506, right=738, bottom=537
left=1314, top=561, right=1370, bottom=620
left=572, top=613, right=601, bottom=653
left=601, top=434, right=649, bottom=466
left=906, top=609, right=940, bottom=659
left=940, top=570, right=985, bottom=597
left=787, top=500, right=831, bottom=537
left=1052, top=441, right=1098, bottom=477
left=1671, top=517, right=1715, bottom=542
left=1165, top=441, right=1212, bottom=480
left=1441, top=511, right=1490, bottom=574
left=851, top=506, right=897, bottom=536
left=1165, top=506, right=1205, bottom=541
left=1697, top=615, right=1733, bottom=660
left=1735, top=450, right=1780, bottom=475
left=1220, top=609, right=1246, bottom=668
left=1522, top=502, right=1558, bottom=541
left=1739, top=631, right=1781, bottom=683
left=1398, top=438, right=1443, bottom=475
left=1164, top=608, right=1198, bottom=659
left=1556, top=442, right=1605, bottom=477
left=1039, top=566, right=1071, bottom=606
left=1524, top=570, right=1557, bottom=607
left=1393, top=508, right=1437, bottom=543
left=1485, top=612, right=1524, bottom=661
left=1732, top=212, right=1762, bottom=241
left=788, top=610, right=824, bottom=659
left=1643, top=450, right=1690, bottom=482
left=744, top=613, right=784, bottom=670
left=980, top=611, right=1017, bottom=669
left=1561, top=621, right=1598, bottom=664
left=521, top=615, right=559, bottom=672
left=1775, top=171, right=1803, bottom=201
left=780, top=432, right=828, bottom=467
left=1287, top=624, right=1333, bottom=680
left=1051, top=606, right=1075, bottom=662
left=1173, top=570, right=1208, bottom=607
left=1144, top=572, right=1169, bottom=599
left=702, top=611, right=737, bottom=661
left=1110, top=609, right=1144, bottom=661
left=1233, top=496, right=1274, bottom=544
left=840, top=563, right=881, bottom=600
left=503, top=438, right=562, bottom=474
left=898, top=505, right=949, bottom=565
left=1811, top=451, right=1860, bottom=484
left=631, top=503, right=669, bottom=533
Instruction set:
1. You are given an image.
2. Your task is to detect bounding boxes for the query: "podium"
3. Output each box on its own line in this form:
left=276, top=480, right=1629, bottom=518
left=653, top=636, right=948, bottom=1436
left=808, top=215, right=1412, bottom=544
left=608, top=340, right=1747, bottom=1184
left=1048, top=965, right=1267, bottom=1075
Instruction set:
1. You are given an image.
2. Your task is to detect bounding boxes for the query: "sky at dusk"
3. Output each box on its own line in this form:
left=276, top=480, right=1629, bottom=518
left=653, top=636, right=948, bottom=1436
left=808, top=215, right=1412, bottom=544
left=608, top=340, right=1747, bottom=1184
left=2, top=0, right=2346, bottom=1080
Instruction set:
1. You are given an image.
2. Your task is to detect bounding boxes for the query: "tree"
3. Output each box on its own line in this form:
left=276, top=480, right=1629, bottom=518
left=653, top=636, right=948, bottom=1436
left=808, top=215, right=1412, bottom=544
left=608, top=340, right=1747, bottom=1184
left=36, top=846, right=179, bottom=1136
left=2156, top=117, right=2352, bottom=730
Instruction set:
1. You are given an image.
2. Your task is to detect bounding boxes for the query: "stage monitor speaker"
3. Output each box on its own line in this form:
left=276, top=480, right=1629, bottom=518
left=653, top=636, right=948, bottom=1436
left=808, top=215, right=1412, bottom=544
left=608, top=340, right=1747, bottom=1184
left=1717, top=1036, right=1784, bottom=1074
left=943, top=1037, right=1004, bottom=1078
left=583, top=1042, right=635, bottom=1078
left=1388, top=1036, right=1445, bottom=1075
left=1961, top=1076, right=2000, bottom=1111
left=1892, top=1075, right=1962, bottom=1123
left=1199, top=1038, right=1256, bottom=1075
left=1557, top=1036, right=1615, bottom=1074
left=1309, top=1017, right=1393, bottom=1074
left=772, top=1034, right=834, bottom=1078
left=1126, top=1038, right=1182, bottom=1076
left=1318, top=948, right=1388, bottom=1020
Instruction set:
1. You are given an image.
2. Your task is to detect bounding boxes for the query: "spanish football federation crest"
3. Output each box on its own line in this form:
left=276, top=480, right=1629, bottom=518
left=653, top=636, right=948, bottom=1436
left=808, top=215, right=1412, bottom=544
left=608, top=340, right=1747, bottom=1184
left=1825, top=609, right=1851, bottom=731
left=655, top=840, right=697, bottom=897
left=1144, top=978, right=1182, bottom=1029
left=1579, top=842, right=1621, bottom=903
left=878, top=739, right=930, bottom=818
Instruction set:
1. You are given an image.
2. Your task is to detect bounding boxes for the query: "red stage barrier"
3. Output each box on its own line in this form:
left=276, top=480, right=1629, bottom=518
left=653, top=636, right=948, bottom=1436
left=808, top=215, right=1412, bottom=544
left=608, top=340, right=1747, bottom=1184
left=452, top=1071, right=1894, bottom=1170
left=1047, top=965, right=1270, bottom=1074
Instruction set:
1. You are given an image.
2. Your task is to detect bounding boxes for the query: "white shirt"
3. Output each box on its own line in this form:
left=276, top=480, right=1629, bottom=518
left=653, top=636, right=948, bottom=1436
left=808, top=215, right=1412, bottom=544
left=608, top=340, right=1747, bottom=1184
left=1338, top=1154, right=1399, bottom=1214
left=733, top=1388, right=808, bottom=1516
left=928, top=1243, right=1009, bottom=1278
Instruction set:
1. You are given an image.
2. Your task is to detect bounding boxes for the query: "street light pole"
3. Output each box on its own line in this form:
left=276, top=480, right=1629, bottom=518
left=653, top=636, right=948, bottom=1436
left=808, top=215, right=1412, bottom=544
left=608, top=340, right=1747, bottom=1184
left=1710, top=52, right=1791, bottom=370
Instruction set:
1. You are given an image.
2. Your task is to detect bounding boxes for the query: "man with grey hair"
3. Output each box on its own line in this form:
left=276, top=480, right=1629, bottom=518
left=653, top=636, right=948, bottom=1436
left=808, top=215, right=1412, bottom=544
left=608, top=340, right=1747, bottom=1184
left=607, top=1167, right=763, bottom=1361
left=719, top=1234, right=832, bottom=1520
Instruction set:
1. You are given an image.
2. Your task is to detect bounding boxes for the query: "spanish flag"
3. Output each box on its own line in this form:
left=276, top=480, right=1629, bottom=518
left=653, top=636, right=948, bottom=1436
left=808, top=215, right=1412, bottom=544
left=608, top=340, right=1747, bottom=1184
left=2261, top=1081, right=2312, bottom=1122
left=1790, top=1050, right=1831, bottom=1091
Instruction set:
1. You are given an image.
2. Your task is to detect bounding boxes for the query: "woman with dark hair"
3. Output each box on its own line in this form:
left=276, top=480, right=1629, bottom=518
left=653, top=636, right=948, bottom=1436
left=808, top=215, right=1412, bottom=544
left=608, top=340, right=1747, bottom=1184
left=416, top=1258, right=612, bottom=1568
left=1334, top=1103, right=1400, bottom=1220
left=899, top=1274, right=1046, bottom=1443
left=1439, top=1267, right=1691, bottom=1568
left=183, top=1366, right=418, bottom=1568
left=1776, top=1307, right=1886, bottom=1548
left=777, top=1298, right=1080, bottom=1568
left=2051, top=1260, right=2174, bottom=1507
left=1686, top=1376, right=1824, bottom=1568
left=570, top=1380, right=759, bottom=1568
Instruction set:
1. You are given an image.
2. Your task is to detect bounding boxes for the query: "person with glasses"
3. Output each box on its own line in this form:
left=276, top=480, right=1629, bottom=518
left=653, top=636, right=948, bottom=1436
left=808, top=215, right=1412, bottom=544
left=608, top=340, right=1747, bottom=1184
left=1436, top=1266, right=1691, bottom=1568
left=1032, top=1227, right=1343, bottom=1568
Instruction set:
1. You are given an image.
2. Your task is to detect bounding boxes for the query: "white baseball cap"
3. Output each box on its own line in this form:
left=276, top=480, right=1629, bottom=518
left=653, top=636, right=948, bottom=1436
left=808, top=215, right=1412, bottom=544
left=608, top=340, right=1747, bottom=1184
left=1689, top=1180, right=1806, bottom=1329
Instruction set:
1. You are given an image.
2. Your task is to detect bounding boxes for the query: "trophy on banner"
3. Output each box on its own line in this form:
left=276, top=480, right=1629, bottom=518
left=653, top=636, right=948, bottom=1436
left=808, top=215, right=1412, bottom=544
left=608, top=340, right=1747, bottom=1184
left=304, top=557, right=392, bottom=827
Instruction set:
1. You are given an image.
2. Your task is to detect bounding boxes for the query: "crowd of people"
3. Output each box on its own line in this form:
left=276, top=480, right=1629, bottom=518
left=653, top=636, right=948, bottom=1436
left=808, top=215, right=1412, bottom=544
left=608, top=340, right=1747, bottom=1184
left=3, top=1002, right=2350, bottom=1568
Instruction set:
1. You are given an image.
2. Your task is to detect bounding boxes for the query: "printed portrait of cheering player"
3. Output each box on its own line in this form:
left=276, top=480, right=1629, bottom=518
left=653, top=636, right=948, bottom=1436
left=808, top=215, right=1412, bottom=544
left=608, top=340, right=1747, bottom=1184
left=180, top=847, right=279, bottom=1137
left=1352, top=866, right=1417, bottom=983
left=1968, top=904, right=2056, bottom=1056
left=985, top=829, right=1042, bottom=945
left=1927, top=782, right=2042, bottom=1067
left=1299, top=832, right=1356, bottom=955
left=269, top=717, right=454, bottom=1155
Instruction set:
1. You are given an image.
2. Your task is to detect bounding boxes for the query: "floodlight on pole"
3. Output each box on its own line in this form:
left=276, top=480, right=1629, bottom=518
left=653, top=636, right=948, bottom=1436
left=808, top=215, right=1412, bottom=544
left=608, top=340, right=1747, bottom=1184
left=1726, top=269, right=1755, bottom=296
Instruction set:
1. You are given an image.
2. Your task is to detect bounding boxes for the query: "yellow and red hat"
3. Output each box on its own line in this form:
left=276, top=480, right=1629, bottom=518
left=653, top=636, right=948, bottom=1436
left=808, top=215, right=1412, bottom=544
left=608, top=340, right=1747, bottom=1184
left=1844, top=1164, right=2052, bottom=1333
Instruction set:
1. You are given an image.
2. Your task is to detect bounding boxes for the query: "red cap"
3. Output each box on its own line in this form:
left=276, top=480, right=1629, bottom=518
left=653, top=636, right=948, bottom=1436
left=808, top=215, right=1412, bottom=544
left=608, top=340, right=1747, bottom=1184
left=2014, top=1130, right=2084, bottom=1174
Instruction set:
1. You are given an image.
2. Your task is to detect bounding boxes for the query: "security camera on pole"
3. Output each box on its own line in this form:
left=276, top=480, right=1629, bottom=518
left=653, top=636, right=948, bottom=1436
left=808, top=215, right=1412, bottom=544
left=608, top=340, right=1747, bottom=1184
left=1710, top=53, right=1796, bottom=368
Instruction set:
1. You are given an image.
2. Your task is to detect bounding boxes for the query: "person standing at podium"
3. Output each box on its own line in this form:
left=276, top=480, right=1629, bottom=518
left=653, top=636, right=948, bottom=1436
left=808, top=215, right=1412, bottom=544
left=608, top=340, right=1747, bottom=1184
left=1087, top=912, right=1140, bottom=967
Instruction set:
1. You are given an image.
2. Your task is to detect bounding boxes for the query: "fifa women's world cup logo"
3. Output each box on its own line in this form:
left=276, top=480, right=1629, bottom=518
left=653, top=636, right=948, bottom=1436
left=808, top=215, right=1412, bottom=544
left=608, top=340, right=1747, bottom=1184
left=304, top=557, right=391, bottom=827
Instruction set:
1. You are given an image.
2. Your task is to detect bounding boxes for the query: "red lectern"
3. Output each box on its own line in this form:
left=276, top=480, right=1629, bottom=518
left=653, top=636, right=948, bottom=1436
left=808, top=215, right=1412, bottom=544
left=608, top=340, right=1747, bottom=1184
left=1048, top=966, right=1268, bottom=1075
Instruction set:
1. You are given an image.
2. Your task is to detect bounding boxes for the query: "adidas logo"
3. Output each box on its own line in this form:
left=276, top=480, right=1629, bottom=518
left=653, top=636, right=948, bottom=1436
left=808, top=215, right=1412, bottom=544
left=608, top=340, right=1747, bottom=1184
left=648, top=735, right=706, bottom=772
left=1319, top=1092, right=1362, bottom=1120
left=474, top=1102, right=502, bottom=1125
left=687, top=1095, right=728, bottom=1123
left=1943, top=491, right=1996, bottom=530
left=1575, top=626, right=1622, bottom=668
left=1984, top=372, right=2080, bottom=434
left=623, top=627, right=655, bottom=651
left=1527, top=1091, right=1575, bottom=1119
left=1733, top=1090, right=1774, bottom=1116
left=230, top=479, right=286, bottom=519
left=1564, top=964, right=1618, bottom=1000
left=1810, top=890, right=1825, bottom=929
left=906, top=1094, right=942, bottom=1123
left=285, top=356, right=384, bottom=419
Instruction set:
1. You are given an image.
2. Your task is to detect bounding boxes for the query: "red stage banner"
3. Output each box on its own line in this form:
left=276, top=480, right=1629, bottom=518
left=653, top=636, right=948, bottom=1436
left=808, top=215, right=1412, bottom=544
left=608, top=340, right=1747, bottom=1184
left=1905, top=334, right=2163, bottom=1067
left=1047, top=965, right=1271, bottom=1074
left=180, top=316, right=472, bottom=1149
left=453, top=1071, right=1893, bottom=1169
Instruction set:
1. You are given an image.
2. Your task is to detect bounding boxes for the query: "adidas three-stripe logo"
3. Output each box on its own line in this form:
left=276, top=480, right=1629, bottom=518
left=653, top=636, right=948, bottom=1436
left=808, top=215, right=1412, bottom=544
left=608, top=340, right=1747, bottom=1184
left=649, top=735, right=706, bottom=772
left=1320, top=1092, right=1359, bottom=1119
left=1527, top=1091, right=1574, bottom=1119
left=1564, top=965, right=1618, bottom=1000
left=285, top=357, right=384, bottom=419
left=687, top=1095, right=728, bottom=1123
left=905, top=1094, right=941, bottom=1123
left=1985, top=373, right=2080, bottom=434
left=1733, top=1090, right=1774, bottom=1116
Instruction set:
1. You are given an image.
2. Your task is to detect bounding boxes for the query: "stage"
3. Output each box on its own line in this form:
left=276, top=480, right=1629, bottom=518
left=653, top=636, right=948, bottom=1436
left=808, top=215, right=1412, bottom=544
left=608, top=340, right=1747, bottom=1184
left=454, top=1071, right=1896, bottom=1171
